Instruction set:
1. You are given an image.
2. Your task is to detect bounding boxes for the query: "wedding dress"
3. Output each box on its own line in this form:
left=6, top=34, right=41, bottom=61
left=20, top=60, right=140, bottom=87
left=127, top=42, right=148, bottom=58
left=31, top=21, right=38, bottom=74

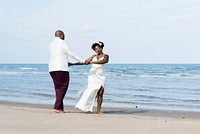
left=75, top=56, right=106, bottom=112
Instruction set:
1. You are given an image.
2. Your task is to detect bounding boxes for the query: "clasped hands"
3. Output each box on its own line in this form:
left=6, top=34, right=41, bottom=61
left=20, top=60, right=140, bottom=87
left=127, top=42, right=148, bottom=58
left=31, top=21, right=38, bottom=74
left=68, top=60, right=92, bottom=66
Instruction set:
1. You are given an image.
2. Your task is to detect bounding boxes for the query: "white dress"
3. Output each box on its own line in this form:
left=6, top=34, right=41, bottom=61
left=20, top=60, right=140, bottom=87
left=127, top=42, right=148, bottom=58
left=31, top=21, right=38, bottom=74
left=75, top=56, right=106, bottom=112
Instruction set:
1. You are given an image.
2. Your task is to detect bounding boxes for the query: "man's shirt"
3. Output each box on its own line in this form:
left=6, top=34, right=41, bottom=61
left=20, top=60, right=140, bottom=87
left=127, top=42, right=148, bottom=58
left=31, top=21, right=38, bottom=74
left=48, top=37, right=84, bottom=72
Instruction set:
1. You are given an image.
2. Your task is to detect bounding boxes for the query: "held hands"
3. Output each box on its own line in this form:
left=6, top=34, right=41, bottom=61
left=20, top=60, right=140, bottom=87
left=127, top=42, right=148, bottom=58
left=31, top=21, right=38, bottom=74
left=68, top=61, right=90, bottom=66
left=84, top=60, right=91, bottom=65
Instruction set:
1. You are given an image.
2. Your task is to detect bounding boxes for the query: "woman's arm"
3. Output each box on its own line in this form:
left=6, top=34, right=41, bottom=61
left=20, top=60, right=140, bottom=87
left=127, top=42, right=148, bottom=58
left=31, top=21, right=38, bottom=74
left=91, top=54, right=109, bottom=64
left=84, top=55, right=96, bottom=64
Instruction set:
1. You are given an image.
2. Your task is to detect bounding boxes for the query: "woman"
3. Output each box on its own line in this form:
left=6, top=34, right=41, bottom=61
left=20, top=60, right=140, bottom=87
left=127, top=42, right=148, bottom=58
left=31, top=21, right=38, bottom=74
left=72, top=41, right=109, bottom=114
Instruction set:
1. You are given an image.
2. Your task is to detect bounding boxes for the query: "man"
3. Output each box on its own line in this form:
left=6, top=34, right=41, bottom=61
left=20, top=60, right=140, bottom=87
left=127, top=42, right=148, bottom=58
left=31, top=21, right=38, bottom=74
left=49, top=30, right=85, bottom=113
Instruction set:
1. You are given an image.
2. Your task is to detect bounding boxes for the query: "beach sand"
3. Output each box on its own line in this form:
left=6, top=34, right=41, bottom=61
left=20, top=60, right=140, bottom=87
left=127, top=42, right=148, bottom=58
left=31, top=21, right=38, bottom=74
left=0, top=102, right=200, bottom=134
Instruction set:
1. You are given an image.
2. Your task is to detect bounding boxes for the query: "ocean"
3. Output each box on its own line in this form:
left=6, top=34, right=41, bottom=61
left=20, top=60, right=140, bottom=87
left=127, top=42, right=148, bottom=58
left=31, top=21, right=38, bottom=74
left=0, top=64, right=200, bottom=112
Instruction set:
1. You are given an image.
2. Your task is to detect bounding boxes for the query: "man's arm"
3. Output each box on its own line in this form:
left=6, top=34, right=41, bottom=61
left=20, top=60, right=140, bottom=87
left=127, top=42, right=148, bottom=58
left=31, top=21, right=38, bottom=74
left=68, top=62, right=85, bottom=66
left=63, top=42, right=84, bottom=63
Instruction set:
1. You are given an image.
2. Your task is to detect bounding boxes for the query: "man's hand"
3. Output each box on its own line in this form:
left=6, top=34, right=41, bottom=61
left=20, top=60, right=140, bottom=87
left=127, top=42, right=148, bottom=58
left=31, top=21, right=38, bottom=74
left=68, top=62, right=74, bottom=66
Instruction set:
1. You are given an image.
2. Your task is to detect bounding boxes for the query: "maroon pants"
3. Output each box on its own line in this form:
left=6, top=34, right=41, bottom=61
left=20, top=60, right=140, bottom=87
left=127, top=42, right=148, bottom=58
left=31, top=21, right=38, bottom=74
left=50, top=71, right=69, bottom=110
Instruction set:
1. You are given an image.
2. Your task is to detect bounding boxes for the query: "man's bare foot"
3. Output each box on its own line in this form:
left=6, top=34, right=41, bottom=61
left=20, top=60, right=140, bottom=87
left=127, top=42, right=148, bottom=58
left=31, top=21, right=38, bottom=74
left=54, top=109, right=65, bottom=113
left=97, top=111, right=104, bottom=114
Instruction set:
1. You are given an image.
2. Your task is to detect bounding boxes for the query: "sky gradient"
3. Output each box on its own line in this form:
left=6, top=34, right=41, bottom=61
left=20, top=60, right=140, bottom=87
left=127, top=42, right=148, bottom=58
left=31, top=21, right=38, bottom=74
left=1, top=0, right=200, bottom=64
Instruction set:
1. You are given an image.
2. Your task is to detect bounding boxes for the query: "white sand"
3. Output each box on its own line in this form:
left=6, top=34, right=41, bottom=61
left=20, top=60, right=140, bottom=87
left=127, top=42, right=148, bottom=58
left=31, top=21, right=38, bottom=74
left=0, top=104, right=199, bottom=134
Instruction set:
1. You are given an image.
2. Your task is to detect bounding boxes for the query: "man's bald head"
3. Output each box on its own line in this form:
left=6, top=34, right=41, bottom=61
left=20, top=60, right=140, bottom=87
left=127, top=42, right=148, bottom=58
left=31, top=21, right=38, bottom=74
left=55, top=30, right=65, bottom=40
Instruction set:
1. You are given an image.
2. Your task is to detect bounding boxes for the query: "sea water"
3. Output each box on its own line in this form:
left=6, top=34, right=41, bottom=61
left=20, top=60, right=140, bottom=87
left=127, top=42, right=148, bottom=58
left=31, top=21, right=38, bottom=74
left=0, top=64, right=200, bottom=112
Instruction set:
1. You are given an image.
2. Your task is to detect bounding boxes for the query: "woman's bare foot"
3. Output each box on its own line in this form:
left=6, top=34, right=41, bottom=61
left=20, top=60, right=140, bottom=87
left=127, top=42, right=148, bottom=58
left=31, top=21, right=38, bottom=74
left=87, top=111, right=92, bottom=114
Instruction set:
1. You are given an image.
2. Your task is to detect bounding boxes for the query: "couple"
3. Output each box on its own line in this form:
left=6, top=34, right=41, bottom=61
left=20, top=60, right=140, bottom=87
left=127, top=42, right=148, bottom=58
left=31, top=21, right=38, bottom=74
left=48, top=30, right=109, bottom=114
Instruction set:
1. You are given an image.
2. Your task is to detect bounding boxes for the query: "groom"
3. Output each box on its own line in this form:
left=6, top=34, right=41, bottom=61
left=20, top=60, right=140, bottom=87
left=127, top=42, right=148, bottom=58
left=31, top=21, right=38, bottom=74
left=48, top=30, right=85, bottom=113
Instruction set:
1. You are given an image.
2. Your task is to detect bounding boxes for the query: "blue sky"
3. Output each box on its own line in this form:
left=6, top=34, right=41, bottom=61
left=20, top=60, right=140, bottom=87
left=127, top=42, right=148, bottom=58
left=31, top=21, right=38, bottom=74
left=1, top=0, right=200, bottom=64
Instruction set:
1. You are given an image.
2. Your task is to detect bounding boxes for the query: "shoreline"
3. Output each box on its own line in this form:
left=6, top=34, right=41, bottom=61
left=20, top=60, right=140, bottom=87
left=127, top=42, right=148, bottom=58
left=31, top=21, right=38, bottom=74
left=1, top=101, right=200, bottom=120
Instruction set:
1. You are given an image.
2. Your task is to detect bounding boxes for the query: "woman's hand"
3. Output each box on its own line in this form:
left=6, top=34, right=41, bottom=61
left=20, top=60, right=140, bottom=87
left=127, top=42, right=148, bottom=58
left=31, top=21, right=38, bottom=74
left=84, top=60, right=91, bottom=65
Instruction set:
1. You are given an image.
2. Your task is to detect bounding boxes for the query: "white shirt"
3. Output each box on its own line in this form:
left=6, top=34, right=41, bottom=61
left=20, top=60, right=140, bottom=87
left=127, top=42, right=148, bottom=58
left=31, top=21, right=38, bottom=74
left=48, top=37, right=84, bottom=72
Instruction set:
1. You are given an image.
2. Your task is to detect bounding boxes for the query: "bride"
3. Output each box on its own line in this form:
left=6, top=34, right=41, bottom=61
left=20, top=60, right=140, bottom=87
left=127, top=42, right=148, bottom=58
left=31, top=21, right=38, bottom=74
left=70, top=41, right=109, bottom=114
